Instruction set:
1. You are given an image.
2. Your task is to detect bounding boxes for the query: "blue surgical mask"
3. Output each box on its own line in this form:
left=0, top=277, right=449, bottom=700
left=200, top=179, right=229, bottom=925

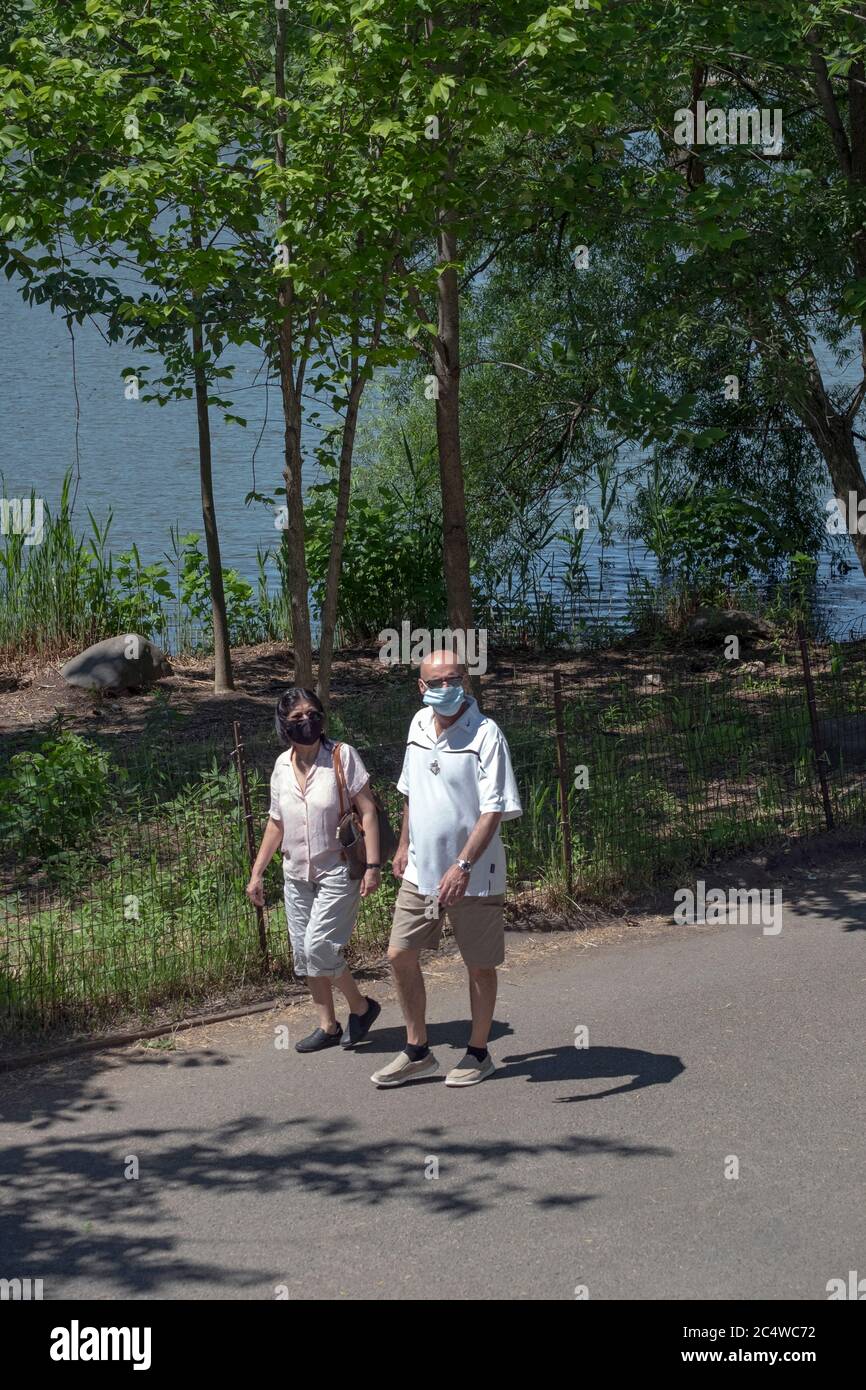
left=422, top=683, right=465, bottom=716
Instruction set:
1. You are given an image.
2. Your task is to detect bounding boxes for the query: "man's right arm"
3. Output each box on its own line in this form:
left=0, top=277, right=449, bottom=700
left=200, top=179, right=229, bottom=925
left=392, top=800, right=410, bottom=878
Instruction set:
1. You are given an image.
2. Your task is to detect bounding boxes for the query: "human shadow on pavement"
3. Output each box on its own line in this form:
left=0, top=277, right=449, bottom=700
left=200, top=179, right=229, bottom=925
left=357, top=1017, right=514, bottom=1055
left=498, top=1044, right=685, bottom=1101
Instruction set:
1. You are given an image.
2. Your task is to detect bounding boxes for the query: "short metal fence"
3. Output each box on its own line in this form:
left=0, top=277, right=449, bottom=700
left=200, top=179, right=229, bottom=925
left=3, top=627, right=866, bottom=1034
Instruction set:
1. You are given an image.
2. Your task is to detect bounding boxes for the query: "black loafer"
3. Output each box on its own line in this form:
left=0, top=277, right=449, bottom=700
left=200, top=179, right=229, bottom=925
left=295, top=1024, right=343, bottom=1053
left=341, top=997, right=381, bottom=1048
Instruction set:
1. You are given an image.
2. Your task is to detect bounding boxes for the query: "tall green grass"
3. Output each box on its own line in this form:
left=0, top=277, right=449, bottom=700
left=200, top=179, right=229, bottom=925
left=0, top=472, right=291, bottom=660
left=1, top=473, right=117, bottom=656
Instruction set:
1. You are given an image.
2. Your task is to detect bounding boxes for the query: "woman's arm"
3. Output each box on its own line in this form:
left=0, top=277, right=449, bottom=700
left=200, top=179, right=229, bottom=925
left=353, top=782, right=381, bottom=898
left=246, top=817, right=283, bottom=906
left=392, top=800, right=410, bottom=879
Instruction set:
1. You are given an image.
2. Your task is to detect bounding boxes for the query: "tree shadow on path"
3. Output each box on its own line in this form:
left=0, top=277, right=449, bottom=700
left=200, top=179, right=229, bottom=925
left=0, top=1110, right=674, bottom=1295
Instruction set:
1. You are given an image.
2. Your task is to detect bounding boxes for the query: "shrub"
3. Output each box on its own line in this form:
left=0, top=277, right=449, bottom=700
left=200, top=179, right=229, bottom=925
left=304, top=475, right=447, bottom=643
left=0, top=730, right=112, bottom=858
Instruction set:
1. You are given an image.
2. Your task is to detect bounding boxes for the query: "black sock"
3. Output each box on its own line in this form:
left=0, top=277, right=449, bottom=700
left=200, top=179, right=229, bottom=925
left=405, top=1042, right=429, bottom=1061
left=467, top=1045, right=488, bottom=1062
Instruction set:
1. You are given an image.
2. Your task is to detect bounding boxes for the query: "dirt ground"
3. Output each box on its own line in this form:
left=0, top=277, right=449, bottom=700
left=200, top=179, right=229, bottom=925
left=0, top=631, right=804, bottom=750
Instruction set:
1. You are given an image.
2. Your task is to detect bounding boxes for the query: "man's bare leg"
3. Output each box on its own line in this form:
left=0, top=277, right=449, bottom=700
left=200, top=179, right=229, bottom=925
left=467, top=965, right=497, bottom=1049
left=388, top=947, right=427, bottom=1045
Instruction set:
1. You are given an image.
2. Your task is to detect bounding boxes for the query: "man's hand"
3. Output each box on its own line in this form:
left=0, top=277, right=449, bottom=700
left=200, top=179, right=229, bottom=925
left=437, top=862, right=470, bottom=906
left=392, top=844, right=409, bottom=879
left=246, top=875, right=264, bottom=908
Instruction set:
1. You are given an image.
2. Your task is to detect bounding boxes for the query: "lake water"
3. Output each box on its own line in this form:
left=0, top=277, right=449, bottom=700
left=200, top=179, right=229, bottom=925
left=3, top=276, right=866, bottom=641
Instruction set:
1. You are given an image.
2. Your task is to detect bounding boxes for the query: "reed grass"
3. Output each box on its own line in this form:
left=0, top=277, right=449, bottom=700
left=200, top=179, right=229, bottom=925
left=0, top=472, right=292, bottom=662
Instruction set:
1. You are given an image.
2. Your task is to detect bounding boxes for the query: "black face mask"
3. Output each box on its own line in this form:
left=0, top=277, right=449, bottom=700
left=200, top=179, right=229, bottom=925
left=285, top=713, right=323, bottom=745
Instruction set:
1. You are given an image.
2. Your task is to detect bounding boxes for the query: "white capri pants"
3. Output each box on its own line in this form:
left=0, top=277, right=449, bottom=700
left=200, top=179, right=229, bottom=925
left=283, top=863, right=361, bottom=978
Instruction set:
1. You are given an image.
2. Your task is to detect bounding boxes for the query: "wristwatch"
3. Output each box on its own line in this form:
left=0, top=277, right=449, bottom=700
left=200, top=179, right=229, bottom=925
left=455, top=858, right=473, bottom=874
left=365, top=863, right=381, bottom=869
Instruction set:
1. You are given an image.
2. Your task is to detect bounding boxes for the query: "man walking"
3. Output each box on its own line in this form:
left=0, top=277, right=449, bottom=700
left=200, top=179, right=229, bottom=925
left=371, top=648, right=522, bottom=1088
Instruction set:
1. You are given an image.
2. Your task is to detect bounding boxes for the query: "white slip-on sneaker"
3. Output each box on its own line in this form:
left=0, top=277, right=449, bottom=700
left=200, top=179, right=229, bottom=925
left=370, top=1050, right=440, bottom=1088
left=444, top=1052, right=496, bottom=1087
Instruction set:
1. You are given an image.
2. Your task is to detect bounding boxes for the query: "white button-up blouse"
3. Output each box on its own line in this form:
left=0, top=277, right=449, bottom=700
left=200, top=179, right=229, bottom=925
left=269, top=739, right=370, bottom=881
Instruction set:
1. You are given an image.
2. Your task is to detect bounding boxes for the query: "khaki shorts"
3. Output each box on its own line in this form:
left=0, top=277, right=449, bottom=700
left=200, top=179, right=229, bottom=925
left=390, top=879, right=505, bottom=968
left=283, top=863, right=360, bottom=978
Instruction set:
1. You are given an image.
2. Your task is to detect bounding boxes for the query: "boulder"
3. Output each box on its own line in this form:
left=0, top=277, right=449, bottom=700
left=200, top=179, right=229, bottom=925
left=684, top=607, right=774, bottom=645
left=815, top=713, right=866, bottom=770
left=61, top=635, right=172, bottom=692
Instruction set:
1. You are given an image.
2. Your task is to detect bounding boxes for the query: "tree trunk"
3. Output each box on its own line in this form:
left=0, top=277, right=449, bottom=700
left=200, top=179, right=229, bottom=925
left=277, top=313, right=314, bottom=688
left=802, top=30, right=866, bottom=575
left=190, top=258, right=233, bottom=692
left=433, top=215, right=469, bottom=626
left=275, top=10, right=313, bottom=688
left=798, top=372, right=866, bottom=575
left=433, top=205, right=479, bottom=698
left=316, top=376, right=363, bottom=712
left=746, top=307, right=866, bottom=577
left=422, top=13, right=478, bottom=697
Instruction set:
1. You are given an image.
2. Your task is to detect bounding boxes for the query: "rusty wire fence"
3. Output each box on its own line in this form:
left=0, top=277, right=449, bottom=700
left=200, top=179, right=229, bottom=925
left=3, top=630, right=866, bottom=1035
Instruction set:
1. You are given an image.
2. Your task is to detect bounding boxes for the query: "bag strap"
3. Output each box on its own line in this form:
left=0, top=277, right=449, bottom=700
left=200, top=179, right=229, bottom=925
left=332, top=741, right=349, bottom=818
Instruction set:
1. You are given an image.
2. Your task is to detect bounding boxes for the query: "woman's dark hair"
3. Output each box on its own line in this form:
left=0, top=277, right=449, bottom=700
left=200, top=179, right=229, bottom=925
left=275, top=687, right=330, bottom=747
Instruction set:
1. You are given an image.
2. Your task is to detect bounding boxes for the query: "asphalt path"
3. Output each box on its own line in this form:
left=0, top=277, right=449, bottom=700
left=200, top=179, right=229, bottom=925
left=1, top=879, right=864, bottom=1300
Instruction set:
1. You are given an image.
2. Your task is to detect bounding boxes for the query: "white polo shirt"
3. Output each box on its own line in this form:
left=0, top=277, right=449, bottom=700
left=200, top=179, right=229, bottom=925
left=396, top=697, right=522, bottom=898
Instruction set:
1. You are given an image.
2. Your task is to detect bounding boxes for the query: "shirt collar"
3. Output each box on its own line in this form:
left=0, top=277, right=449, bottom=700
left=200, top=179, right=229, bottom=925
left=289, top=739, right=331, bottom=767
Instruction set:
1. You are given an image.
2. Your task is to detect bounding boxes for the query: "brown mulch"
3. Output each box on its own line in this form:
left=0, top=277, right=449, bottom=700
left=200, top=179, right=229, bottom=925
left=0, top=642, right=392, bottom=748
left=0, top=631, right=821, bottom=753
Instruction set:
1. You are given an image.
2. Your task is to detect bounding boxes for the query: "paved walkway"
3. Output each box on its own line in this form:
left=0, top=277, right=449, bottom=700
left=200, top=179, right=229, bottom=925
left=1, top=874, right=864, bottom=1299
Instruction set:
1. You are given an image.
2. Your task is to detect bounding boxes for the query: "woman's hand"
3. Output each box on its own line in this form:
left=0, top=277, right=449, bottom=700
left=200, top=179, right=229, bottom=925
left=360, top=867, right=381, bottom=898
left=246, top=874, right=265, bottom=908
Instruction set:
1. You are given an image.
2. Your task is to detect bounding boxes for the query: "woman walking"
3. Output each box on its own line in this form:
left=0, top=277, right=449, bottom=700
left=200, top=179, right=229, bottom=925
left=246, top=687, right=382, bottom=1052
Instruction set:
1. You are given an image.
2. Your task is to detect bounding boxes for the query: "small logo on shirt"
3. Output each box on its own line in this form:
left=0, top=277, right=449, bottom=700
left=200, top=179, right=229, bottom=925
left=429, top=760, right=440, bottom=775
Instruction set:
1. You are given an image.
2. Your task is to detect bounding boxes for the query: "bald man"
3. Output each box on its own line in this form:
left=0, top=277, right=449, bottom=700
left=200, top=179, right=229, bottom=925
left=371, top=649, right=522, bottom=1088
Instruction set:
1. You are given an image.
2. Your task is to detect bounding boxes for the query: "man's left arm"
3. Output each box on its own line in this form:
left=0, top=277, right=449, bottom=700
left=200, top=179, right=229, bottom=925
left=437, top=812, right=502, bottom=906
